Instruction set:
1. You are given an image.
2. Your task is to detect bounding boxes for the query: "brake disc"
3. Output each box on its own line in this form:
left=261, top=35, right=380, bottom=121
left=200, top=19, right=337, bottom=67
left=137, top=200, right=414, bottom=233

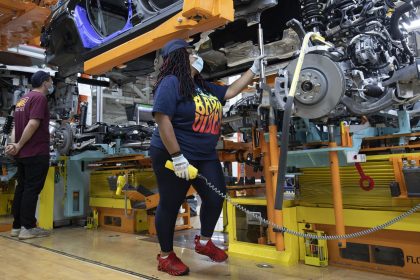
left=286, top=53, right=345, bottom=119
left=56, top=123, right=73, bottom=155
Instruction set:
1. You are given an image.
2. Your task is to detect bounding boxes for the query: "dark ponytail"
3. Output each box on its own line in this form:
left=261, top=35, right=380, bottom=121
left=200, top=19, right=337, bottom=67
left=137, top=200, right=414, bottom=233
left=153, top=48, right=213, bottom=99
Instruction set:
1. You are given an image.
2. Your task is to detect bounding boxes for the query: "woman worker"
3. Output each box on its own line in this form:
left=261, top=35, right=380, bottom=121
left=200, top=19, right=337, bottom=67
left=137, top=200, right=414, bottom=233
left=150, top=38, right=261, bottom=276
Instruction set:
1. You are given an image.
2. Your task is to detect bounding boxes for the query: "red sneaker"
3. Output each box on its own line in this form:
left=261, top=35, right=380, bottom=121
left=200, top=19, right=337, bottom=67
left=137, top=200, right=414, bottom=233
left=157, top=252, right=189, bottom=276
left=194, top=235, right=228, bottom=262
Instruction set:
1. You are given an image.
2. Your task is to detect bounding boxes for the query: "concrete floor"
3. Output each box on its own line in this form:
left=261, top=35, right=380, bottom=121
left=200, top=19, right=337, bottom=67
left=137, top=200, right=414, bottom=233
left=0, top=226, right=410, bottom=280
left=0, top=236, right=139, bottom=280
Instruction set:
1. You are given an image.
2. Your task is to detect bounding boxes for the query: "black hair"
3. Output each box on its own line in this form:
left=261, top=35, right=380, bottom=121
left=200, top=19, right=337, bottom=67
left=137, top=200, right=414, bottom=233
left=31, top=71, right=50, bottom=88
left=153, top=48, right=211, bottom=99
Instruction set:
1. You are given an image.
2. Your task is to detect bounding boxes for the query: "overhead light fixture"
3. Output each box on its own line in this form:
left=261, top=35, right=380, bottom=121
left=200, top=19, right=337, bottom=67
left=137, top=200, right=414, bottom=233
left=7, top=44, right=46, bottom=60
left=116, top=64, right=127, bottom=69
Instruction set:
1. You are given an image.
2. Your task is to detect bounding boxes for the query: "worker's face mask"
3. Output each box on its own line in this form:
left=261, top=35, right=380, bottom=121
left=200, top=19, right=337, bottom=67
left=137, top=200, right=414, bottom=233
left=46, top=80, right=55, bottom=94
left=191, top=55, right=204, bottom=73
left=48, top=84, right=55, bottom=94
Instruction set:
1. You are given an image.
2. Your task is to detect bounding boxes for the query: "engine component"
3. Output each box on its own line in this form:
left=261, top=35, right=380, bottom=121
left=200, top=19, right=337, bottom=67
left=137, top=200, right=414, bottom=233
left=50, top=121, right=154, bottom=155
left=390, top=0, right=420, bottom=41
left=79, top=102, right=88, bottom=128
left=1, top=106, right=15, bottom=149
left=285, top=0, right=420, bottom=118
left=349, top=34, right=381, bottom=67
left=53, top=123, right=74, bottom=155
left=300, top=0, right=324, bottom=32
left=222, top=95, right=260, bottom=134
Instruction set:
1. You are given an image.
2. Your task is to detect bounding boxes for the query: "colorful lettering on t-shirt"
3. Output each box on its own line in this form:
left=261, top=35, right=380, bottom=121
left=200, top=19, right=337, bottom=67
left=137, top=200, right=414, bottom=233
left=192, top=89, right=222, bottom=135
left=15, top=97, right=29, bottom=112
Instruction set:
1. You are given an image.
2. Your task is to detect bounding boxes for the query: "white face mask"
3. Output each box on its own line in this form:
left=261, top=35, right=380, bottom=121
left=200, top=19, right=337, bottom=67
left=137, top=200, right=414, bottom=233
left=47, top=84, right=55, bottom=94
left=191, top=55, right=204, bottom=73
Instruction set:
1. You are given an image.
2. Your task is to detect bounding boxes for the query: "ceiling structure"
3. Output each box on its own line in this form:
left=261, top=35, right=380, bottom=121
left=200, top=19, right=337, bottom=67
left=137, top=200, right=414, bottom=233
left=0, top=0, right=57, bottom=50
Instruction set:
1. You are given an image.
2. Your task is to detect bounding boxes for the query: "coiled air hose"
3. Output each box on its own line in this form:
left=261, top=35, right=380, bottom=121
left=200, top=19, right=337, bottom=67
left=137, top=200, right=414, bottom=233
left=165, top=161, right=420, bottom=240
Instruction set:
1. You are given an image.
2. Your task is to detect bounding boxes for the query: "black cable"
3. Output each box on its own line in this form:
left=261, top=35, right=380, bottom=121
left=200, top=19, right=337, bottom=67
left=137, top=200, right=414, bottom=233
left=390, top=0, right=420, bottom=40
left=402, top=40, right=415, bottom=64
left=384, top=0, right=396, bottom=8
left=274, top=95, right=294, bottom=210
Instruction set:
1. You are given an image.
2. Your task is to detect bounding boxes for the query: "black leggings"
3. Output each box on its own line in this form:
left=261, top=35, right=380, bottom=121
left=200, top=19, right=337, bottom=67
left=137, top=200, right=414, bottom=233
left=150, top=146, right=226, bottom=252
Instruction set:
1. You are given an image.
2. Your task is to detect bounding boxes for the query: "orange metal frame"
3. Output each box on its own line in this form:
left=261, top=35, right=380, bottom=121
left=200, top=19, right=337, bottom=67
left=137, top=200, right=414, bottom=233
left=268, top=125, right=286, bottom=251
left=217, top=127, right=286, bottom=250
left=329, top=142, right=346, bottom=248
left=318, top=224, right=420, bottom=279
left=340, top=122, right=353, bottom=148
left=389, top=155, right=420, bottom=198
left=126, top=187, right=196, bottom=235
left=360, top=132, right=420, bottom=153
left=84, top=0, right=234, bottom=75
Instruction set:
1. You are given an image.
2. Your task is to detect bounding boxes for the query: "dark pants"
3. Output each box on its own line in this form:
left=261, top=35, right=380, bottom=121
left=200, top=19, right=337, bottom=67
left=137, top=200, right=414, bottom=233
left=150, top=146, right=226, bottom=252
left=12, top=155, right=50, bottom=229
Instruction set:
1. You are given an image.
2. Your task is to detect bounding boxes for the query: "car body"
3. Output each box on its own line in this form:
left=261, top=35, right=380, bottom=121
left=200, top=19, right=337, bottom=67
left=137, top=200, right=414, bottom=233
left=41, top=0, right=296, bottom=78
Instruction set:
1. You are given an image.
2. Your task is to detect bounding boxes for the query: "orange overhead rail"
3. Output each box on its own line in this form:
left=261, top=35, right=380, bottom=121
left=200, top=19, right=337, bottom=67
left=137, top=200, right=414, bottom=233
left=84, top=0, right=234, bottom=75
